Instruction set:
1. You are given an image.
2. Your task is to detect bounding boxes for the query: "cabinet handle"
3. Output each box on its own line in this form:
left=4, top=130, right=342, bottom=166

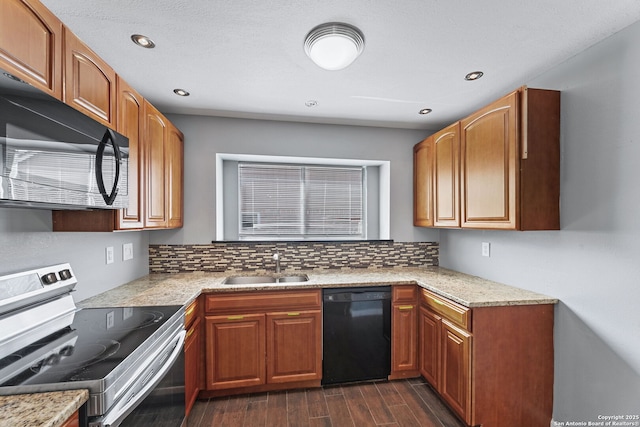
left=227, top=315, right=244, bottom=320
left=287, top=312, right=300, bottom=316
left=186, top=326, right=196, bottom=339
left=398, top=305, right=414, bottom=310
left=431, top=299, right=445, bottom=306
left=185, top=305, right=195, bottom=317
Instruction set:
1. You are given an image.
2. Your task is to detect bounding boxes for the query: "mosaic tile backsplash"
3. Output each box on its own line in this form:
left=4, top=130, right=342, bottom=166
left=149, top=241, right=438, bottom=274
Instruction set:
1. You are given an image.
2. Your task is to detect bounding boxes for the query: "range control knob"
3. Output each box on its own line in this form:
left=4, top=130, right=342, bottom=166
left=58, top=269, right=72, bottom=280
left=41, top=272, right=58, bottom=285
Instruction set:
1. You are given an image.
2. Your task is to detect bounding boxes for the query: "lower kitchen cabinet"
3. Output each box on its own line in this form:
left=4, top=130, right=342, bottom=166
left=390, top=285, right=419, bottom=379
left=266, top=310, right=322, bottom=384
left=61, top=410, right=79, bottom=427
left=184, top=316, right=202, bottom=416
left=203, top=290, right=322, bottom=395
left=419, top=288, right=554, bottom=427
left=205, top=313, right=266, bottom=390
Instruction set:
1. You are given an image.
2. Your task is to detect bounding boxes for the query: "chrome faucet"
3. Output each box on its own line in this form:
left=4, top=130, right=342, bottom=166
left=272, top=252, right=281, bottom=274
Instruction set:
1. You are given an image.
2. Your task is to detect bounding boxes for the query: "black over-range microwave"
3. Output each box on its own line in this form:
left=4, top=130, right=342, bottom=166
left=0, top=68, right=129, bottom=210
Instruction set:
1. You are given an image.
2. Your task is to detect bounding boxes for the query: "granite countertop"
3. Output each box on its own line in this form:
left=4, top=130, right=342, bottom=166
left=0, top=389, right=88, bottom=427
left=79, top=266, right=558, bottom=309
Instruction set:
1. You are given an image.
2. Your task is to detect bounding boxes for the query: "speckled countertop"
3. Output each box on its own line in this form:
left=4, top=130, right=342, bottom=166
left=78, top=266, right=557, bottom=309
left=0, top=389, right=88, bottom=427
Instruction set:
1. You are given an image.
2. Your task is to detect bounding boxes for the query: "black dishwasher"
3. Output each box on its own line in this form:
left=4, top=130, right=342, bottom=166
left=322, top=286, right=391, bottom=385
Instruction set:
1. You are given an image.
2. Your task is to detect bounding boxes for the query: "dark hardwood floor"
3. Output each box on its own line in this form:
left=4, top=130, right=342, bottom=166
left=187, top=378, right=466, bottom=427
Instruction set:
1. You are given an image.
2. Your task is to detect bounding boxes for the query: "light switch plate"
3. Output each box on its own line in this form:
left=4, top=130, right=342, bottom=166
left=123, top=243, right=133, bottom=261
left=106, top=246, right=115, bottom=264
left=481, top=242, right=491, bottom=257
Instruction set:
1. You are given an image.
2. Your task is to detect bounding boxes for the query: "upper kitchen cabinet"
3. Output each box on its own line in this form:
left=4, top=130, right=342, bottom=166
left=166, top=123, right=184, bottom=229
left=0, top=0, right=63, bottom=99
left=433, top=122, right=461, bottom=227
left=144, top=100, right=168, bottom=228
left=115, top=76, right=145, bottom=229
left=413, top=86, right=560, bottom=231
left=63, top=27, right=116, bottom=127
left=413, top=136, right=434, bottom=227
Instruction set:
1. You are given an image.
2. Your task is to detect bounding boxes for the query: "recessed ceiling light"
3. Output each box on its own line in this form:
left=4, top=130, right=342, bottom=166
left=173, top=89, right=190, bottom=97
left=465, top=71, right=484, bottom=81
left=131, top=34, right=155, bottom=49
left=305, top=100, right=318, bottom=107
left=419, top=108, right=432, bottom=115
left=304, top=22, right=365, bottom=71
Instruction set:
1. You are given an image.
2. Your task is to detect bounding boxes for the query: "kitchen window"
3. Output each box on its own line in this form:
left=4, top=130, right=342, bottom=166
left=238, top=163, right=364, bottom=240
left=215, top=154, right=390, bottom=241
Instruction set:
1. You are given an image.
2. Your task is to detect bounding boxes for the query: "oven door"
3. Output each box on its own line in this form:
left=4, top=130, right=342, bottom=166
left=89, top=330, right=186, bottom=427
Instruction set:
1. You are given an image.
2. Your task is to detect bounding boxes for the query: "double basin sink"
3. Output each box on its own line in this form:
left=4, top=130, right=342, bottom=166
left=222, top=274, right=309, bottom=285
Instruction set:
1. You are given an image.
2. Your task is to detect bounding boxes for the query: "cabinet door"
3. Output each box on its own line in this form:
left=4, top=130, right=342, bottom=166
left=413, top=136, right=434, bottom=227
left=0, top=0, right=62, bottom=99
left=63, top=28, right=116, bottom=127
left=205, top=314, right=265, bottom=390
left=418, top=306, right=441, bottom=389
left=391, top=303, right=418, bottom=376
left=116, top=77, right=144, bottom=229
left=184, top=316, right=201, bottom=416
left=433, top=122, right=461, bottom=227
left=266, top=310, right=322, bottom=383
left=166, top=124, right=184, bottom=229
left=440, top=319, right=472, bottom=424
left=143, top=100, right=167, bottom=228
left=460, top=90, right=518, bottom=229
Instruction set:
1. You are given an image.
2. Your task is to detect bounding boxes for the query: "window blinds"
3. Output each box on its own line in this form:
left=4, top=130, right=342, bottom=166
left=238, top=163, right=363, bottom=239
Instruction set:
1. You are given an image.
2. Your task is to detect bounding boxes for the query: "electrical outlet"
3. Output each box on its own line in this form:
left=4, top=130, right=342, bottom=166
left=106, top=246, right=115, bottom=264
left=106, top=311, right=115, bottom=329
left=482, top=242, right=491, bottom=257
left=123, top=243, right=133, bottom=261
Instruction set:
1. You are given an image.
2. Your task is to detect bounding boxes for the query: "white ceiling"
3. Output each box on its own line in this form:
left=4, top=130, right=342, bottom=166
left=41, top=0, right=640, bottom=130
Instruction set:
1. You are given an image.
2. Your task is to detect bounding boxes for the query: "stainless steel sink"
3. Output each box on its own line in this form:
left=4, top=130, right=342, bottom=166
left=222, top=274, right=309, bottom=285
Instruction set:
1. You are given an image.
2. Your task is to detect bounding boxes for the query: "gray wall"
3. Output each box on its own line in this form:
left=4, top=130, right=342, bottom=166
left=0, top=209, right=149, bottom=302
left=440, top=20, right=640, bottom=422
left=150, top=116, right=439, bottom=244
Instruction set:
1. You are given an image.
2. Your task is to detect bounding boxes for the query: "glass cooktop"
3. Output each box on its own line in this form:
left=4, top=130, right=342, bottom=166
left=0, top=305, right=182, bottom=386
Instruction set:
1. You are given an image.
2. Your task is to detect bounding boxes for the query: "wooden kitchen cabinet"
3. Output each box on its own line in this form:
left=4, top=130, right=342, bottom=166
left=166, top=123, right=184, bottom=228
left=418, top=288, right=554, bottom=426
left=413, top=136, right=434, bottom=226
left=433, top=122, right=461, bottom=227
left=184, top=298, right=202, bottom=417
left=63, top=27, right=116, bottom=127
left=0, top=0, right=63, bottom=99
left=61, top=410, right=79, bottom=427
left=143, top=100, right=168, bottom=228
left=266, top=310, right=322, bottom=384
left=203, top=290, right=322, bottom=395
left=390, top=285, right=419, bottom=379
left=205, top=313, right=266, bottom=390
left=413, top=86, right=560, bottom=230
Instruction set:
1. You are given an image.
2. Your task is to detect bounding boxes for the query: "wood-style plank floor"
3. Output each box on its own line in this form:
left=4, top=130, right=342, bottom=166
left=187, top=378, right=466, bottom=427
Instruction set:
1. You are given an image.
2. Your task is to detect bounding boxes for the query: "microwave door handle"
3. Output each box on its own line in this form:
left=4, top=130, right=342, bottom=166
left=95, top=128, right=121, bottom=206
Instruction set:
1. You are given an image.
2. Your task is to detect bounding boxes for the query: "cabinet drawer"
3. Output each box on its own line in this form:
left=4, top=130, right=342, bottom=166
left=205, top=290, right=321, bottom=314
left=393, top=285, right=417, bottom=304
left=185, top=298, right=199, bottom=328
left=420, top=289, right=470, bottom=331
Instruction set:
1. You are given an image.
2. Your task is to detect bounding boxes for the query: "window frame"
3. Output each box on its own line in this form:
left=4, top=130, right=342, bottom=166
left=215, top=153, right=390, bottom=241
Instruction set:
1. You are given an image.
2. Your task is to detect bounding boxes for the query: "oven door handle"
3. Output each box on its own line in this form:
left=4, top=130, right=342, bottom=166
left=95, top=329, right=186, bottom=427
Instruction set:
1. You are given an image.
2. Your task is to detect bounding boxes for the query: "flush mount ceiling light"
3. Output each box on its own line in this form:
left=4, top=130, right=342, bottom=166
left=173, top=88, right=190, bottom=97
left=131, top=34, right=155, bottom=49
left=419, top=108, right=432, bottom=115
left=304, top=22, right=365, bottom=71
left=465, top=71, right=484, bottom=81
